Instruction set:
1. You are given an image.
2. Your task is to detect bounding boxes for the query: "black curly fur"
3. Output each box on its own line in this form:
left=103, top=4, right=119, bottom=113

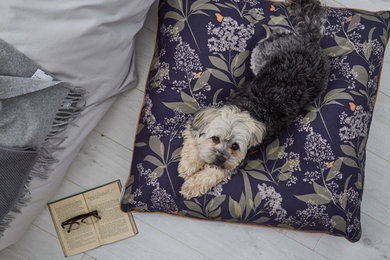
left=227, top=0, right=330, bottom=146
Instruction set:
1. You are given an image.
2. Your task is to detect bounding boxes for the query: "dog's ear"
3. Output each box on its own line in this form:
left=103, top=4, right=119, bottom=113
left=250, top=43, right=262, bottom=76
left=248, top=119, right=266, bottom=148
left=190, top=107, right=219, bottom=134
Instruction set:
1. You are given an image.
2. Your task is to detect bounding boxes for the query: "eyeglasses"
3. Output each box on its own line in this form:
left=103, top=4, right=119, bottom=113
left=61, top=210, right=102, bottom=233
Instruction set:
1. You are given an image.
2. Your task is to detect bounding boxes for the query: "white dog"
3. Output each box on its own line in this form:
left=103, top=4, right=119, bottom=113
left=178, top=106, right=266, bottom=199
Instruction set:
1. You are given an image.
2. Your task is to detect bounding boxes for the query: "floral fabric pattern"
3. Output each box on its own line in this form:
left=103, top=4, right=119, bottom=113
left=121, top=0, right=390, bottom=242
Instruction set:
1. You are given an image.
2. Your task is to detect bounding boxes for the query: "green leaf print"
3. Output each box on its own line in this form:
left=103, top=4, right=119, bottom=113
left=149, top=136, right=165, bottom=159
left=331, top=216, right=347, bottom=233
left=184, top=201, right=203, bottom=213
left=324, top=35, right=355, bottom=57
left=295, top=193, right=332, bottom=205
left=163, top=91, right=200, bottom=114
left=209, top=56, right=229, bottom=71
left=208, top=68, right=231, bottom=83
left=193, top=70, right=211, bottom=91
left=229, top=196, right=243, bottom=219
left=326, top=158, right=343, bottom=181
left=352, top=65, right=369, bottom=87
left=347, top=14, right=361, bottom=32
left=266, top=138, right=284, bottom=161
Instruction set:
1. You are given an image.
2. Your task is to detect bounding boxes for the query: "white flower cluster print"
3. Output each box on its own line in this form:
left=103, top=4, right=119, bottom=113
left=295, top=116, right=335, bottom=166
left=339, top=105, right=371, bottom=141
left=137, top=163, right=178, bottom=212
left=206, top=16, right=255, bottom=52
left=257, top=183, right=287, bottom=221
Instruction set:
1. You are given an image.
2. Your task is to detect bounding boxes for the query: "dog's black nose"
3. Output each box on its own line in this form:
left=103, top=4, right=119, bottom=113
left=215, top=155, right=226, bottom=166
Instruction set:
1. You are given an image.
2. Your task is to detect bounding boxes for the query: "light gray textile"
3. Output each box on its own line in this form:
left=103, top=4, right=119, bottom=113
left=0, top=38, right=39, bottom=77
left=0, top=82, right=70, bottom=147
left=0, top=0, right=153, bottom=250
left=0, top=39, right=70, bottom=147
left=0, top=146, right=38, bottom=221
left=0, top=39, right=85, bottom=237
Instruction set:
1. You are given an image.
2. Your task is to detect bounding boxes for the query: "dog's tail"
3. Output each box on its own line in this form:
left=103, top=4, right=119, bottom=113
left=290, top=0, right=327, bottom=42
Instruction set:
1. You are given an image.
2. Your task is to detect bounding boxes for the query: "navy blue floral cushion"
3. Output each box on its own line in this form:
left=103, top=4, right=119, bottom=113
left=121, top=0, right=390, bottom=242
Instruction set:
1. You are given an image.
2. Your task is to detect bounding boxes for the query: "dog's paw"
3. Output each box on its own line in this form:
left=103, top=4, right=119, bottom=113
left=180, top=179, right=206, bottom=200
left=178, top=160, right=201, bottom=179
left=180, top=166, right=229, bottom=199
left=179, top=188, right=196, bottom=200
left=177, top=161, right=190, bottom=179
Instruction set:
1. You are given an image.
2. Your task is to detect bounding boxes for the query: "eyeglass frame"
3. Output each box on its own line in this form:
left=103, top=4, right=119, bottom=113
left=61, top=210, right=102, bottom=233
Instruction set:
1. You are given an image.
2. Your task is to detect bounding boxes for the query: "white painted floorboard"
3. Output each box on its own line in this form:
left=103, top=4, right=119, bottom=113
left=1, top=0, right=390, bottom=259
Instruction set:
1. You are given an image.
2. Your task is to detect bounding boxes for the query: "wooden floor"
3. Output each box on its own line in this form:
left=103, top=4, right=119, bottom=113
left=1, top=0, right=390, bottom=259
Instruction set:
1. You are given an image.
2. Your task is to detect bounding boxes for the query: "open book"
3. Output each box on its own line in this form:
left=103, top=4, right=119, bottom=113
left=48, top=180, right=137, bottom=257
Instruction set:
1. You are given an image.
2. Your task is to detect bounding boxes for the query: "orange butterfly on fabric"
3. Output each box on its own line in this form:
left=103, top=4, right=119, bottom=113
left=194, top=72, right=202, bottom=78
left=349, top=102, right=356, bottom=111
left=270, top=5, right=280, bottom=12
left=215, top=13, right=223, bottom=22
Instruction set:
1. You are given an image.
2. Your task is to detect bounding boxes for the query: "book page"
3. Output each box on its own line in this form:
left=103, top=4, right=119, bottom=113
left=48, top=194, right=100, bottom=256
left=83, top=181, right=136, bottom=245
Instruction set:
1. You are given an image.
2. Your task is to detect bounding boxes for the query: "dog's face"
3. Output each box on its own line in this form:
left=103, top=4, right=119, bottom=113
left=188, top=106, right=266, bottom=171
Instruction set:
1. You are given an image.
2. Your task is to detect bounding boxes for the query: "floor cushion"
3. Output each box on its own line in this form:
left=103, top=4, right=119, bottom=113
left=121, top=0, right=390, bottom=242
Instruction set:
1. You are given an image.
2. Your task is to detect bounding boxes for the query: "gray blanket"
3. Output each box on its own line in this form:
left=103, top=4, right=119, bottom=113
left=0, top=39, right=85, bottom=236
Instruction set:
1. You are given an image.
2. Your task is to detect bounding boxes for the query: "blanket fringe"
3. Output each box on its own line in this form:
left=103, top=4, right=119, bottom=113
left=0, top=87, right=86, bottom=238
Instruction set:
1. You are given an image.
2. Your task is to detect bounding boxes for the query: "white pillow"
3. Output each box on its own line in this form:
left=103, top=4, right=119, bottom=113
left=0, top=0, right=154, bottom=104
left=0, top=0, right=154, bottom=249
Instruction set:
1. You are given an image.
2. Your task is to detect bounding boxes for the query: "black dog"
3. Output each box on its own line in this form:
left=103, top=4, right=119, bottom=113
left=227, top=0, right=330, bottom=145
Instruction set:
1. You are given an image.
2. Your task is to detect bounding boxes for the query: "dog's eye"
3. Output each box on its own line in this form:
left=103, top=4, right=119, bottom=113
left=231, top=143, right=240, bottom=151
left=211, top=136, right=220, bottom=144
